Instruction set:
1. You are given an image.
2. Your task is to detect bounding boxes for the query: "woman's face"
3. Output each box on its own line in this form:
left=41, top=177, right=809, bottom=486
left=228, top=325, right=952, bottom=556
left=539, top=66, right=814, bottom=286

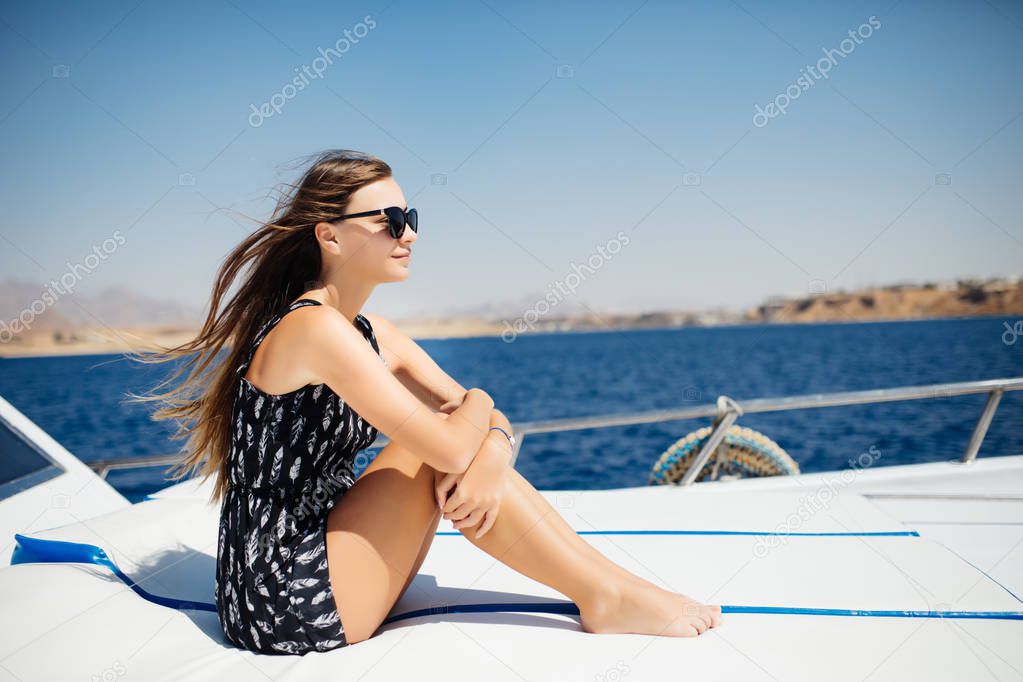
left=318, top=176, right=417, bottom=283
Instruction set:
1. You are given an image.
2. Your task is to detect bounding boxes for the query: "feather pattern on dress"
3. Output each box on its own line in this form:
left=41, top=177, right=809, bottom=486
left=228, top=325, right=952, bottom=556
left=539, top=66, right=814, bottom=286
left=215, top=300, right=385, bottom=654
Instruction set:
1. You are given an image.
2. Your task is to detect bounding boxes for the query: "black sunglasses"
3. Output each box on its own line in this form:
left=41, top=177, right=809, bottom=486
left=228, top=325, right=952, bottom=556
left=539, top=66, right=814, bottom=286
left=335, top=206, right=418, bottom=239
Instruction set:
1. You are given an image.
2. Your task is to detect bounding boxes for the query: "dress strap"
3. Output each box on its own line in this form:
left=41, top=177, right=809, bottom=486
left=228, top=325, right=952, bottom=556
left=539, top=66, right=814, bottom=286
left=236, top=298, right=322, bottom=376
left=353, top=313, right=381, bottom=355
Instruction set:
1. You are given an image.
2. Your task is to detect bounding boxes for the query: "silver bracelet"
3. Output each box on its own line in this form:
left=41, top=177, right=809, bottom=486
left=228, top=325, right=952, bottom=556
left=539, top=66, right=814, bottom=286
left=489, top=426, right=516, bottom=447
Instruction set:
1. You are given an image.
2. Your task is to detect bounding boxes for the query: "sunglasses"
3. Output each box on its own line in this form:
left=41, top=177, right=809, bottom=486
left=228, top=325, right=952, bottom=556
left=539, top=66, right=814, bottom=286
left=335, top=206, right=418, bottom=239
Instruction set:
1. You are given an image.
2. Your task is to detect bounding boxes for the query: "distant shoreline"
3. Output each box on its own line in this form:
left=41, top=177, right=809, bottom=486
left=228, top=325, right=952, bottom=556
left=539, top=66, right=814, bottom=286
left=3, top=277, right=1019, bottom=359
left=1, top=312, right=1017, bottom=360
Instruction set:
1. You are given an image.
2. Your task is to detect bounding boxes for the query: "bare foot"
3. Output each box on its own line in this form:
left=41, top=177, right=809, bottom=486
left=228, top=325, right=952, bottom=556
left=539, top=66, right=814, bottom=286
left=580, top=582, right=723, bottom=638
left=619, top=569, right=723, bottom=628
left=610, top=563, right=719, bottom=612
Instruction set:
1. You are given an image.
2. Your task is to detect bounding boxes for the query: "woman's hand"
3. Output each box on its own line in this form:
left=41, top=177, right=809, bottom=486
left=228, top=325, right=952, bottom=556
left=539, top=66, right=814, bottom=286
left=434, top=467, right=461, bottom=514
left=436, top=395, right=464, bottom=415
left=437, top=437, right=509, bottom=539
left=432, top=405, right=464, bottom=521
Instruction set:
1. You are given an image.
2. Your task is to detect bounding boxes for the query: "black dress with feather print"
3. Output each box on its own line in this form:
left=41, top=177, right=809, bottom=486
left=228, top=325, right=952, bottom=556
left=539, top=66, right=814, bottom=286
left=215, top=297, right=387, bottom=655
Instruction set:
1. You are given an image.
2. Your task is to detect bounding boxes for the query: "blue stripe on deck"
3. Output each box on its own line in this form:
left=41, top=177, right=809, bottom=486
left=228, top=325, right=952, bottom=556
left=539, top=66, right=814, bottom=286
left=382, top=601, right=1023, bottom=625
left=33, top=532, right=1023, bottom=626
left=435, top=529, right=920, bottom=537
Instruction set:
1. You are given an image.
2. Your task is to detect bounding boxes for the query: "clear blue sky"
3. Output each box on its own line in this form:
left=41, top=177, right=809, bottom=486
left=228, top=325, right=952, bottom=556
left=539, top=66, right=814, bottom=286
left=1, top=0, right=1020, bottom=319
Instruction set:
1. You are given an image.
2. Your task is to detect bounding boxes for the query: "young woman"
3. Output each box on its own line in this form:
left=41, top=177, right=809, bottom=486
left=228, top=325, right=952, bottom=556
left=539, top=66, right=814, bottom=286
left=140, top=149, right=721, bottom=655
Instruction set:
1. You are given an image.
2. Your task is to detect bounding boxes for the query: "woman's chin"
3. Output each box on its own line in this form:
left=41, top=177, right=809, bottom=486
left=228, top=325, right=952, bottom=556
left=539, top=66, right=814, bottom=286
left=383, top=263, right=411, bottom=281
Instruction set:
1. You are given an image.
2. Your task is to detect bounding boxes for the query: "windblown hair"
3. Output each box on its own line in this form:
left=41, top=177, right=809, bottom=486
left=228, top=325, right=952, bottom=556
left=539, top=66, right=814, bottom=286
left=124, top=149, right=392, bottom=507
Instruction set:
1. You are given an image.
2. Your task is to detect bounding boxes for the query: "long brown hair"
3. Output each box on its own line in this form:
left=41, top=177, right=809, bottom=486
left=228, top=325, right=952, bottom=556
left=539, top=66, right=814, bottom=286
left=124, top=149, right=392, bottom=507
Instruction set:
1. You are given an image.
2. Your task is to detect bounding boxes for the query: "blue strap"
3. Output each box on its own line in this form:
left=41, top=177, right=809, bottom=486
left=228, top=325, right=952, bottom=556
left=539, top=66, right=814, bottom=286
left=11, top=533, right=216, bottom=613
left=13, top=533, right=1023, bottom=622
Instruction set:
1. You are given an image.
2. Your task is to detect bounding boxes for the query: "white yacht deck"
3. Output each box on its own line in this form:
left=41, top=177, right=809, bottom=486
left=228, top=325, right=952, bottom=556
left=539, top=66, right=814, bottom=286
left=2, top=456, right=1022, bottom=681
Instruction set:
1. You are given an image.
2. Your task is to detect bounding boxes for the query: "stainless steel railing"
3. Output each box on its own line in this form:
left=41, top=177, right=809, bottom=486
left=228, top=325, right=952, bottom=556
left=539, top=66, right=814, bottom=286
left=506, top=376, right=1023, bottom=484
left=87, top=377, right=1023, bottom=484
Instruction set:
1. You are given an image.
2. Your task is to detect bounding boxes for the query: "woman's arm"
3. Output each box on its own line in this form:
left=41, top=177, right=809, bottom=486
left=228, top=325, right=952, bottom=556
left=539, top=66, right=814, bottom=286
left=365, top=313, right=470, bottom=412
left=433, top=384, right=516, bottom=537
left=437, top=409, right=514, bottom=537
left=487, top=408, right=514, bottom=452
left=299, top=307, right=493, bottom=474
left=442, top=400, right=513, bottom=446
left=367, top=314, right=516, bottom=446
left=366, top=313, right=521, bottom=476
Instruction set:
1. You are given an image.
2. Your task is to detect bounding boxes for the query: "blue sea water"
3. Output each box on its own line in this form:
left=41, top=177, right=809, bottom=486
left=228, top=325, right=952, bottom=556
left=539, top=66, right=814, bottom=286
left=1, top=315, right=1020, bottom=501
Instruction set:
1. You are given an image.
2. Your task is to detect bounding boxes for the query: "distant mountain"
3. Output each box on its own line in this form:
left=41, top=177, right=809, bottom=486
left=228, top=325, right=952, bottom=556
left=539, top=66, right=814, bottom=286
left=3, top=274, right=1019, bottom=355
left=746, top=277, right=1023, bottom=323
left=0, top=278, right=204, bottom=333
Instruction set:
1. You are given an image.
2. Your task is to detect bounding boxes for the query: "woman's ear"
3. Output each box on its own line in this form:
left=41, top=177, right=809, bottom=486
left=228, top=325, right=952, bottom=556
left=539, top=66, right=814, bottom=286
left=314, top=221, right=342, bottom=255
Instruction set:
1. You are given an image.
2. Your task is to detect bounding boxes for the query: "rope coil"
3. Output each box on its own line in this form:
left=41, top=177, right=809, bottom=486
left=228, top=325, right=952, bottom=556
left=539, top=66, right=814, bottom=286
left=649, top=424, right=800, bottom=485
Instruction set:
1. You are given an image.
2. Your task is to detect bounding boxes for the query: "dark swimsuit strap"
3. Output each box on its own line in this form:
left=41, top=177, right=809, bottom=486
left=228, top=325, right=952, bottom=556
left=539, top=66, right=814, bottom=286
left=356, top=313, right=380, bottom=354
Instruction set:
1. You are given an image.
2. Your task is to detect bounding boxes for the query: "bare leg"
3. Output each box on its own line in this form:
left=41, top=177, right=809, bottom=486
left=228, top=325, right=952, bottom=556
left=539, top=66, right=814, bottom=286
left=326, top=442, right=443, bottom=643
left=503, top=467, right=722, bottom=626
left=397, top=498, right=441, bottom=603
left=506, top=468, right=661, bottom=585
left=329, top=440, right=718, bottom=645
left=450, top=468, right=720, bottom=637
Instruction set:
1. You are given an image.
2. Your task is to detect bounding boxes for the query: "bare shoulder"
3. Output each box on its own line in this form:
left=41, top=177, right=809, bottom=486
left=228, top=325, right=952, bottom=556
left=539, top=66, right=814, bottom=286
left=273, top=306, right=401, bottom=369
left=247, top=302, right=363, bottom=392
left=280, top=304, right=396, bottom=379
